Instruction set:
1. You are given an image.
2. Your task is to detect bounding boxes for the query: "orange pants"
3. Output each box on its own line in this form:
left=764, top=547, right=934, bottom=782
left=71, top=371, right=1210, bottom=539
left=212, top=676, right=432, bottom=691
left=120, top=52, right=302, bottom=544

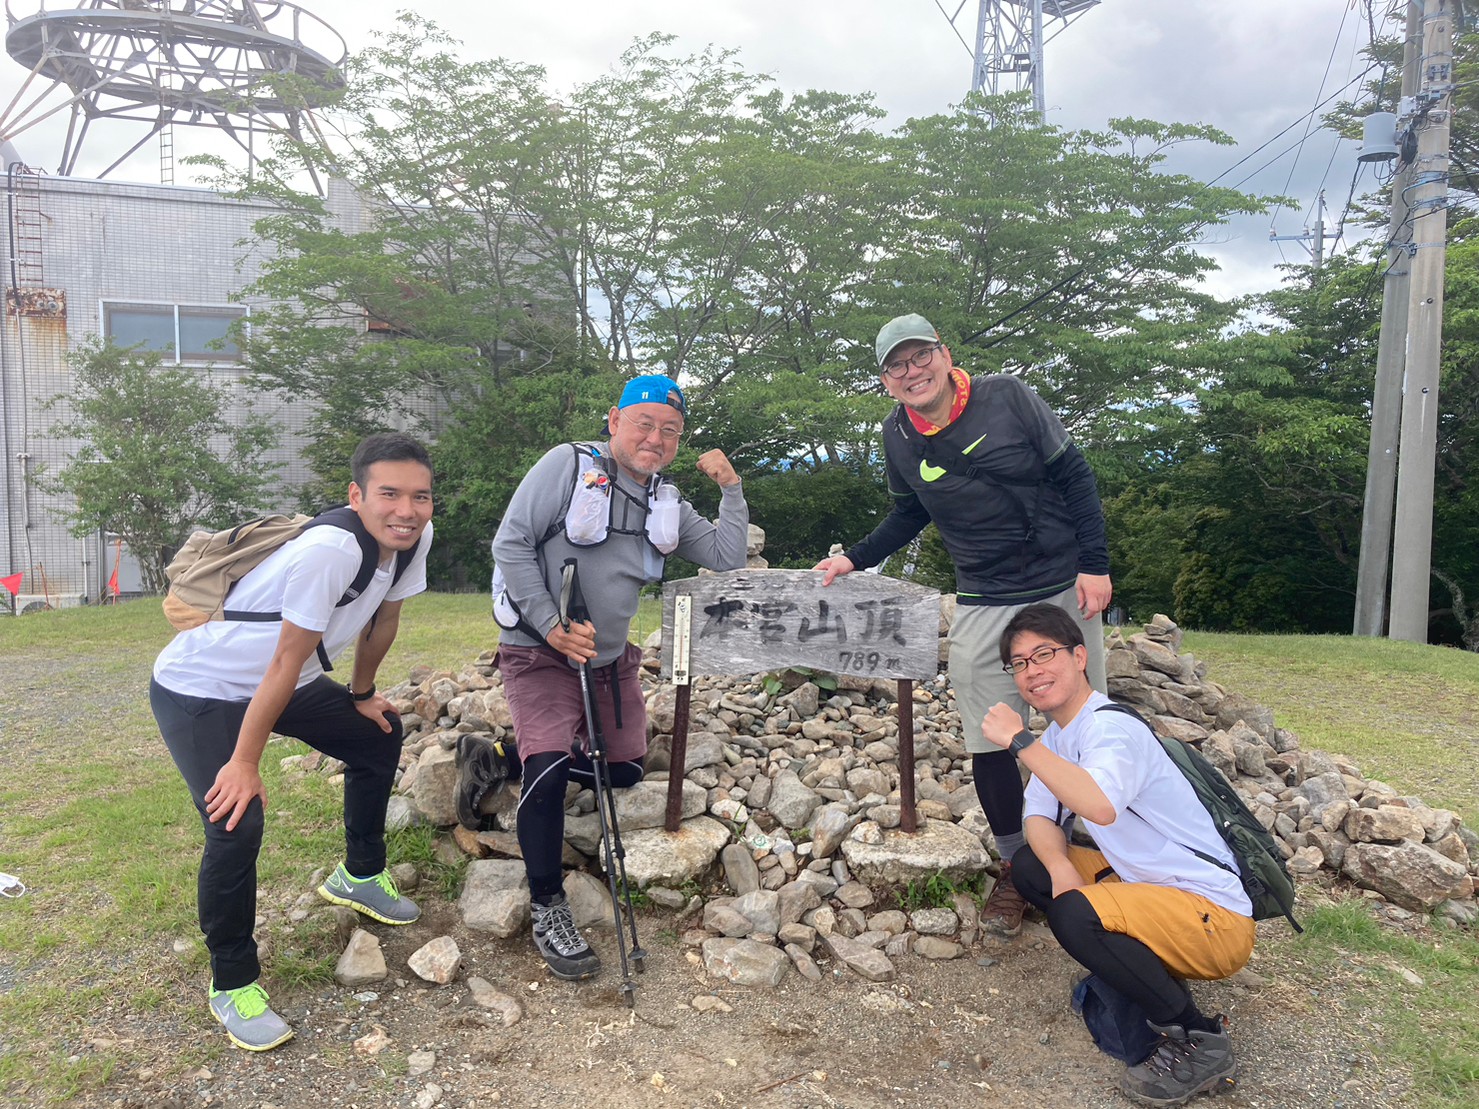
left=1065, top=846, right=1255, bottom=981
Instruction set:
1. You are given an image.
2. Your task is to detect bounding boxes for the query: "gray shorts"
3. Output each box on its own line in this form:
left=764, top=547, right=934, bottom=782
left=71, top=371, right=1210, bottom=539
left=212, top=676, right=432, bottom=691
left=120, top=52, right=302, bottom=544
left=950, top=583, right=1106, bottom=754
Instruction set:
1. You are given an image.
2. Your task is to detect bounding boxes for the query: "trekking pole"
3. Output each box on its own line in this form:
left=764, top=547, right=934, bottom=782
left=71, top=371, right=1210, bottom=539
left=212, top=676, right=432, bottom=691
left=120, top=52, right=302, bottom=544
left=559, top=559, right=647, bottom=1006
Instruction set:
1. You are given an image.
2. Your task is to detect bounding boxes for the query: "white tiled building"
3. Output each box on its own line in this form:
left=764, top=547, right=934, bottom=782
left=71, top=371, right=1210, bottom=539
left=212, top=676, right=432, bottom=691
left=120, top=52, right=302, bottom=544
left=0, top=172, right=373, bottom=610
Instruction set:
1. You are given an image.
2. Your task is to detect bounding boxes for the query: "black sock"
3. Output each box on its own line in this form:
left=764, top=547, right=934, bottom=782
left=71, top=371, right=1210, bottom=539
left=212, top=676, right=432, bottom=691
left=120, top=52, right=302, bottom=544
left=1173, top=1004, right=1223, bottom=1035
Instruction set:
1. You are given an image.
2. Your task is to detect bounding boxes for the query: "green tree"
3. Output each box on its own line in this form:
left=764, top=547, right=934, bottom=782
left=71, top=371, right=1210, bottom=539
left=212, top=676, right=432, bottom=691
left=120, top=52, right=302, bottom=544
left=210, top=21, right=1274, bottom=588
left=40, top=341, right=281, bottom=593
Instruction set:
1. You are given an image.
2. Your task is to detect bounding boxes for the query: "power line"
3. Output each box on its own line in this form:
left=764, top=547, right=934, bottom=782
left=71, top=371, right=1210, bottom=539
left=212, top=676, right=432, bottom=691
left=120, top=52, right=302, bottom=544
left=961, top=63, right=1381, bottom=348
left=1271, top=1, right=1354, bottom=231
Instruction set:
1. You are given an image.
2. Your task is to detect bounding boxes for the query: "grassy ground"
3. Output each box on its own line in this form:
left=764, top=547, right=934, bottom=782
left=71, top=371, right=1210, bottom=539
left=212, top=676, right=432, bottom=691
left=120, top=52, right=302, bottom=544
left=1181, top=632, right=1479, bottom=823
left=0, top=599, right=1475, bottom=1106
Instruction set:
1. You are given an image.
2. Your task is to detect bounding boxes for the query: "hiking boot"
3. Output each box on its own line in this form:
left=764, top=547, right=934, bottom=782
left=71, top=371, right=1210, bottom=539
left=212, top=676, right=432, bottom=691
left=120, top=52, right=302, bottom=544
left=531, top=894, right=601, bottom=980
left=208, top=981, right=294, bottom=1052
left=455, top=734, right=519, bottom=830
left=1121, top=1019, right=1236, bottom=1105
left=980, top=862, right=1029, bottom=937
left=317, top=863, right=420, bottom=925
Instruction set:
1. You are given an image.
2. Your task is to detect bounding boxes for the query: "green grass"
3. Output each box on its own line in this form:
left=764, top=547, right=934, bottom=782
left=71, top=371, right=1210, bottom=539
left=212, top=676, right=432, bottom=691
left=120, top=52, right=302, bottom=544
left=1288, top=898, right=1479, bottom=1107
left=1, top=603, right=1477, bottom=1106
left=892, top=869, right=986, bottom=912
left=1181, top=632, right=1479, bottom=823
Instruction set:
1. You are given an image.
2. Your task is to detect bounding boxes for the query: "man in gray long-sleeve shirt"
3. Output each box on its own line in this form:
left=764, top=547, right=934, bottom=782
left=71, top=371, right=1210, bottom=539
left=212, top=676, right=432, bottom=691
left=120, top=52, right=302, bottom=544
left=491, top=373, right=748, bottom=980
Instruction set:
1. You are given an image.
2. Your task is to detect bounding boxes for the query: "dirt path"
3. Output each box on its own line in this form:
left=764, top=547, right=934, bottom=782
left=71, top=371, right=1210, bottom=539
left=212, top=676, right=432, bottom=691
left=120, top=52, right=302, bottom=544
left=88, top=902, right=1408, bottom=1109
left=1, top=632, right=1417, bottom=1109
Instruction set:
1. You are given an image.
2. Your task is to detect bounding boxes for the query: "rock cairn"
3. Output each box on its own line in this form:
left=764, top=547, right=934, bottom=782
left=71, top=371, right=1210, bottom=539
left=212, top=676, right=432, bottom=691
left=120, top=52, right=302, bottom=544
left=357, top=609, right=1477, bottom=987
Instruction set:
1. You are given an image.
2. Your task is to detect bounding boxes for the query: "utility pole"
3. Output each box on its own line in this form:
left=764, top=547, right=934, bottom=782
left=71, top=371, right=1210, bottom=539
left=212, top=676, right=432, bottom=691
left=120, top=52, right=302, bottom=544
left=1312, top=192, right=1325, bottom=271
left=1354, top=0, right=1424, bottom=636
left=1268, top=192, right=1328, bottom=268
left=1389, top=0, right=1456, bottom=643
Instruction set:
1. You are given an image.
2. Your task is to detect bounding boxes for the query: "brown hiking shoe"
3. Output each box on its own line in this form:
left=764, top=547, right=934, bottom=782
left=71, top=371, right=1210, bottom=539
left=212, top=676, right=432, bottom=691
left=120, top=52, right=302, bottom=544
left=980, top=862, right=1028, bottom=937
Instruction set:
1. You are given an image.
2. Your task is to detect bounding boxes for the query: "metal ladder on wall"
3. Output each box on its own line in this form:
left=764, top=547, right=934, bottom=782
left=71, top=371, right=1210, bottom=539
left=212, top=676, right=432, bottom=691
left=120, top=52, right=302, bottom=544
left=159, top=121, right=174, bottom=186
left=10, top=165, right=44, bottom=291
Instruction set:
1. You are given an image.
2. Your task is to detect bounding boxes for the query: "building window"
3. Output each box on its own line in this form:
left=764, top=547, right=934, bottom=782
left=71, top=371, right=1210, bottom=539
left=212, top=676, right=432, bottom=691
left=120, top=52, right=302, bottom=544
left=104, top=303, right=245, bottom=362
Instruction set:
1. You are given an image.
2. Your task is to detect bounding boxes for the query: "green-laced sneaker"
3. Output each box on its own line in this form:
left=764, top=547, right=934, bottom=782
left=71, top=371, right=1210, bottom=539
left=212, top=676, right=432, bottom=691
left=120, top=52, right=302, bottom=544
left=316, top=863, right=420, bottom=924
left=208, top=982, right=294, bottom=1052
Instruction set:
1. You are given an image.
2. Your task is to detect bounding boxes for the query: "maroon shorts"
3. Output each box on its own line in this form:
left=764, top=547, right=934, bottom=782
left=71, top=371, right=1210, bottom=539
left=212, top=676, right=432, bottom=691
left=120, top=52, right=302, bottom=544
left=496, top=641, right=648, bottom=763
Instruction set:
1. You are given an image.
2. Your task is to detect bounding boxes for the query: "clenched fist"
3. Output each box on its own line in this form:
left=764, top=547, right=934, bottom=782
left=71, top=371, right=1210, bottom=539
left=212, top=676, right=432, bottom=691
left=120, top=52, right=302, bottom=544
left=697, top=449, right=740, bottom=487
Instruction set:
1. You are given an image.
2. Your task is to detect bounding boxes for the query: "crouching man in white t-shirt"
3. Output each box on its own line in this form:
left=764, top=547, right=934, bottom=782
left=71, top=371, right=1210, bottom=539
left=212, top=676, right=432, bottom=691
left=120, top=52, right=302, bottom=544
left=150, top=432, right=434, bottom=1052
left=980, top=603, right=1256, bottom=1106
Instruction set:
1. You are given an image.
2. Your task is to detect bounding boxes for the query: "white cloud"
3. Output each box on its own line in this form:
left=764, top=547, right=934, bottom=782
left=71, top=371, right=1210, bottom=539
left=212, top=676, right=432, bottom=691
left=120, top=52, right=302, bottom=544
left=0, top=0, right=1385, bottom=299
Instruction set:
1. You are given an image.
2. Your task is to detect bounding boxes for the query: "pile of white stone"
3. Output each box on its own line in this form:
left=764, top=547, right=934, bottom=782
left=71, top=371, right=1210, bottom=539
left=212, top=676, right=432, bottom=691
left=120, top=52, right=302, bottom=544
left=364, top=613, right=1476, bottom=986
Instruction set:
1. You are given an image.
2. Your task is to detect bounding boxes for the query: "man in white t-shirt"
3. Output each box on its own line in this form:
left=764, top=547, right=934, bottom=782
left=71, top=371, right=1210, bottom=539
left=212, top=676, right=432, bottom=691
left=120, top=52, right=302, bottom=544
left=980, top=603, right=1256, bottom=1106
left=150, top=433, right=434, bottom=1052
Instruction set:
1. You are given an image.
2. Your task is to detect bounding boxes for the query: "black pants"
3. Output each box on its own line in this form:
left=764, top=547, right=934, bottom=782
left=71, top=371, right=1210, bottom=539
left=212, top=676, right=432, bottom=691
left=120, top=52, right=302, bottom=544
left=1011, top=844, right=1196, bottom=1023
left=150, top=676, right=402, bottom=991
left=517, top=748, right=643, bottom=901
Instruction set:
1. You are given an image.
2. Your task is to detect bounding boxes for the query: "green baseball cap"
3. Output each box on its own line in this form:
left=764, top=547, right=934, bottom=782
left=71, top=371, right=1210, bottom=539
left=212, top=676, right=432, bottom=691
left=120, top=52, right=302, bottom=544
left=875, top=313, right=939, bottom=367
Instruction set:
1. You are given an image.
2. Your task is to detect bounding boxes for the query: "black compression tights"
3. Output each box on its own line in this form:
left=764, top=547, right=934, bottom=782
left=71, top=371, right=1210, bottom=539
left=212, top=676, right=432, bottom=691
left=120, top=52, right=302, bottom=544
left=1011, top=845, right=1199, bottom=1024
left=517, top=748, right=644, bottom=901
left=972, top=749, right=1025, bottom=839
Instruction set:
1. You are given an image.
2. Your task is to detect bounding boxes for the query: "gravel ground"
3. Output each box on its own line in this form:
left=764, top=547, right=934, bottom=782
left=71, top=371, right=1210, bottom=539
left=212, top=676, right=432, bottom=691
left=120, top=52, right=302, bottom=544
left=0, top=637, right=1422, bottom=1109
left=44, top=896, right=1414, bottom=1109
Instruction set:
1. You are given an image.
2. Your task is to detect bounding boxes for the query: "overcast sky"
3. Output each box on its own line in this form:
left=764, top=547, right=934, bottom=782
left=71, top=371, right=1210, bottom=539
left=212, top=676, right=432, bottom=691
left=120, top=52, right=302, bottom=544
left=0, top=0, right=1393, bottom=300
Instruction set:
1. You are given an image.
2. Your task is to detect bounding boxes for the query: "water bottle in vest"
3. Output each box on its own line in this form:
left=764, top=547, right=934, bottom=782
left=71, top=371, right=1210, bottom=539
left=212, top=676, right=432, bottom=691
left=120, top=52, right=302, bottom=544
left=648, top=482, right=680, bottom=554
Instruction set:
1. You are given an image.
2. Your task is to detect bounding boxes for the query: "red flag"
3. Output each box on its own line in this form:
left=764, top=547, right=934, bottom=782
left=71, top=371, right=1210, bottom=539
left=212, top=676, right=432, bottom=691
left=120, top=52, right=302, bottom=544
left=108, top=563, right=120, bottom=597
left=0, top=572, right=20, bottom=597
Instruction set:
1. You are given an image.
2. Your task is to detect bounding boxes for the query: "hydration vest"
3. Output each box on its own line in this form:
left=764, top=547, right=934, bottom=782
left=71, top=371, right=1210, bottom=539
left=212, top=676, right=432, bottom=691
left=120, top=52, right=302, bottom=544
left=491, top=443, right=680, bottom=639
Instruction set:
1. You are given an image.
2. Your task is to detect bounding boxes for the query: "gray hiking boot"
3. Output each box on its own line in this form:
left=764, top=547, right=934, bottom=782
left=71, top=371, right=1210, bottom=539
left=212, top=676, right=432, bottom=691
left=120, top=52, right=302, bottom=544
left=531, top=894, right=601, bottom=980
left=1121, top=1018, right=1236, bottom=1105
left=208, top=981, right=294, bottom=1052
left=317, top=863, right=420, bottom=924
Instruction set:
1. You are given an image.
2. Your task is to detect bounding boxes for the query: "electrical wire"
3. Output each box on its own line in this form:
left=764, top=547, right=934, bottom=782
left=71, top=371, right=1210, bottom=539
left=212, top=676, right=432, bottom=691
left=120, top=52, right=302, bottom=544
left=1270, top=1, right=1353, bottom=231
left=961, top=63, right=1382, bottom=348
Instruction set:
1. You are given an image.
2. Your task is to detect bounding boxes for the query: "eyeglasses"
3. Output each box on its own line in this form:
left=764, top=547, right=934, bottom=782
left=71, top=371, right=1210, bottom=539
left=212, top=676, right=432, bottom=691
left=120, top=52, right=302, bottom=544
left=882, top=343, right=942, bottom=379
left=625, top=416, right=683, bottom=441
left=1002, top=644, right=1075, bottom=674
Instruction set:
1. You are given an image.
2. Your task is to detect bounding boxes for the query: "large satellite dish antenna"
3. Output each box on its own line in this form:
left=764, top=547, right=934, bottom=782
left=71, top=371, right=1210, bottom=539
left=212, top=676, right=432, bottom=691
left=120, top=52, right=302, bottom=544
left=1, top=1, right=345, bottom=188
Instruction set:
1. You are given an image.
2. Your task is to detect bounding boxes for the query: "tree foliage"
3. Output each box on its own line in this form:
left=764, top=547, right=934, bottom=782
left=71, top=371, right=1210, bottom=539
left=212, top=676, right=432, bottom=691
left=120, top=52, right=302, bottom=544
left=213, top=17, right=1272, bottom=591
left=41, top=341, right=280, bottom=593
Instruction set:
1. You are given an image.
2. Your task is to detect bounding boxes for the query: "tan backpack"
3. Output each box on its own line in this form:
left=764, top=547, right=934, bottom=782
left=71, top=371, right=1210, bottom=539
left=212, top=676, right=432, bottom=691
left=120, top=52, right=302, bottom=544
left=163, top=513, right=313, bottom=630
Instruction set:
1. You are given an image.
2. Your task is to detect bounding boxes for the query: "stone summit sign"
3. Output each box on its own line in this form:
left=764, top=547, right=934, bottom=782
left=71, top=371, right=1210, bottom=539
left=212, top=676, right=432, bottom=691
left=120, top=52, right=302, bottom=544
left=660, top=569, right=941, bottom=831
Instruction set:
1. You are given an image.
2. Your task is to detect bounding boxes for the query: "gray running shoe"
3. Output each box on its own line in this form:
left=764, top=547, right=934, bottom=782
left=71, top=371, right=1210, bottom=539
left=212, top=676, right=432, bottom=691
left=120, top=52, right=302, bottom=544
left=1121, top=1018, right=1236, bottom=1105
left=208, top=981, right=294, bottom=1052
left=531, top=894, right=601, bottom=980
left=316, top=863, right=420, bottom=924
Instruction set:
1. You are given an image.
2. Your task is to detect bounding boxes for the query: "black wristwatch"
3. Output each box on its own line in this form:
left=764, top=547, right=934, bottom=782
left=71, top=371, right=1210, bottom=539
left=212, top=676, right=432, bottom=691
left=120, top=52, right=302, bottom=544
left=348, top=683, right=376, bottom=702
left=1008, top=728, right=1037, bottom=757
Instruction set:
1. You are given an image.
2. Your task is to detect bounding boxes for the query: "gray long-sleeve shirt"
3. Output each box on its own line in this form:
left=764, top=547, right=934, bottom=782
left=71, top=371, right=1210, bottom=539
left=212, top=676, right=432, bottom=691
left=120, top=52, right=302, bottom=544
left=492, top=441, right=749, bottom=666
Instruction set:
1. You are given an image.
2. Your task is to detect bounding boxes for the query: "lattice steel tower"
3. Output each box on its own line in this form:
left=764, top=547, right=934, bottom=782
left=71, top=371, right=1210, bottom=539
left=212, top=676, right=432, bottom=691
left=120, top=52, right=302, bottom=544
left=941, top=0, right=1102, bottom=118
left=1, top=1, right=345, bottom=186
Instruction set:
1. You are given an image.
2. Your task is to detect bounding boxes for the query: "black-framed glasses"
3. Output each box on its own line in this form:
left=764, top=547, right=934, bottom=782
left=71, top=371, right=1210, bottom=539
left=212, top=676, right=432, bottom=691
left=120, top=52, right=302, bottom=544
left=626, top=416, right=683, bottom=441
left=882, top=342, right=942, bottom=379
left=1002, top=644, right=1074, bottom=674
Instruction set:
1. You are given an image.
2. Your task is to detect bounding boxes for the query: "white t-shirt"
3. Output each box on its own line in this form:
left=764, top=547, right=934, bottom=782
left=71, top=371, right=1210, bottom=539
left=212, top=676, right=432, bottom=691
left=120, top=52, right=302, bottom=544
left=153, top=519, right=432, bottom=701
left=1023, top=691, right=1253, bottom=916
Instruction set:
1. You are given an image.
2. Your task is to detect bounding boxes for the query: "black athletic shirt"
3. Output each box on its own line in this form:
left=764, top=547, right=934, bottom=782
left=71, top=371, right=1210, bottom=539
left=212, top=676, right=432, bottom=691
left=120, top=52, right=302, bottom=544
left=844, top=374, right=1109, bottom=606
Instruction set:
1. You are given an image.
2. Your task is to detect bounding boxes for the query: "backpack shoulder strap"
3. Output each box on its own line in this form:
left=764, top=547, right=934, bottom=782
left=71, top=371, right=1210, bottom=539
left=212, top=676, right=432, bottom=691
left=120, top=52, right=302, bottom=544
left=1093, top=700, right=1153, bottom=729
left=303, top=506, right=381, bottom=607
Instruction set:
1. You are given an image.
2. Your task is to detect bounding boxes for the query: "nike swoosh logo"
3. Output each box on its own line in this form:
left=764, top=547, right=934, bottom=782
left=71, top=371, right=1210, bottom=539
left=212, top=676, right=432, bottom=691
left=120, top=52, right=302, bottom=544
left=962, top=433, right=988, bottom=454
left=920, top=460, right=947, bottom=482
